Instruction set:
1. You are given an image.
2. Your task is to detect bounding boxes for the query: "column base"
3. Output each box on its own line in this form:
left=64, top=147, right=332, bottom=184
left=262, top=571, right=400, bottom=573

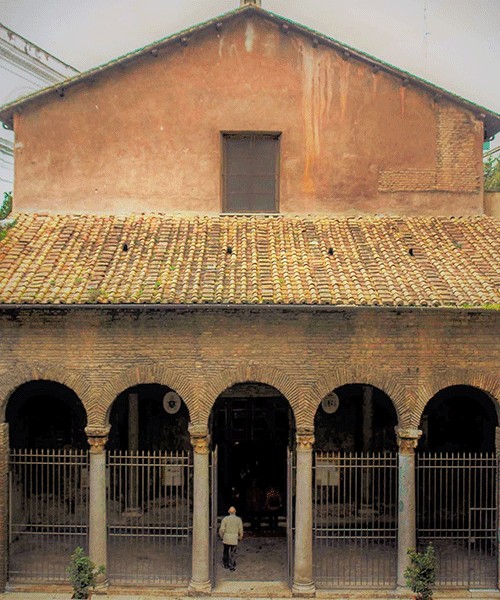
left=292, top=580, right=316, bottom=597
left=188, top=578, right=212, bottom=595
left=92, top=576, right=109, bottom=595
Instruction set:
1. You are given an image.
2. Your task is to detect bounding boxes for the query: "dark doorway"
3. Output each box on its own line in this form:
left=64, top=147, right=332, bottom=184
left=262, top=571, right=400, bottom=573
left=211, top=383, right=294, bottom=520
left=210, top=383, right=295, bottom=585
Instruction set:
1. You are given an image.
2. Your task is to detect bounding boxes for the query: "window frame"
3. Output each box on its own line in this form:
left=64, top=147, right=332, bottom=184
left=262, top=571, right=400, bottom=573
left=221, top=131, right=281, bottom=214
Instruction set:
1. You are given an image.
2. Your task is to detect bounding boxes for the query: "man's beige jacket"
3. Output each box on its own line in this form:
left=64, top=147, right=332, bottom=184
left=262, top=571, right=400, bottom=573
left=219, top=514, right=243, bottom=546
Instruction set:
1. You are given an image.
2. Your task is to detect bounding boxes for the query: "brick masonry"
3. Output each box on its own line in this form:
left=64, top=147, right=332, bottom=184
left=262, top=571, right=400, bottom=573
left=0, top=307, right=498, bottom=432
left=379, top=103, right=482, bottom=194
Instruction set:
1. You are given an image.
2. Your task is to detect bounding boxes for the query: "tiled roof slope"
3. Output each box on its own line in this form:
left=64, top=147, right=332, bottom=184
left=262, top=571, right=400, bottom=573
left=0, top=214, right=498, bottom=307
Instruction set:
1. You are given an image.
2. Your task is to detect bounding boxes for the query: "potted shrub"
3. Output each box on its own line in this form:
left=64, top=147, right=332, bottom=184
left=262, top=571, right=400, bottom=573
left=67, top=546, right=105, bottom=599
left=404, top=543, right=437, bottom=600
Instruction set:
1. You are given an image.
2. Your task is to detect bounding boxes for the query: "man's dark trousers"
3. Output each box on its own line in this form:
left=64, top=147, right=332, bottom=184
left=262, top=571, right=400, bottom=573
left=223, top=543, right=237, bottom=570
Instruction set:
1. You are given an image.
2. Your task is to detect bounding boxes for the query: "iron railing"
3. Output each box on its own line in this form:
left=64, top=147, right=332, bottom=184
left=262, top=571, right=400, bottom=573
left=313, top=451, right=398, bottom=588
left=107, top=450, right=193, bottom=585
left=9, top=448, right=89, bottom=582
left=416, top=452, right=497, bottom=589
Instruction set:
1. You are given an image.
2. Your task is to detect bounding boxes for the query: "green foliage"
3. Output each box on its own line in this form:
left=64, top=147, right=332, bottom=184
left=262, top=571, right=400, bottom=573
left=0, top=191, right=12, bottom=219
left=484, top=155, right=500, bottom=191
left=0, top=218, right=15, bottom=242
left=67, top=546, right=104, bottom=599
left=404, top=543, right=437, bottom=600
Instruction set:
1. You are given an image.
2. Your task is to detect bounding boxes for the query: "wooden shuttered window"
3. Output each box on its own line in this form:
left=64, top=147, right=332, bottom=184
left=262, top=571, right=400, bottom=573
left=222, top=133, right=280, bottom=213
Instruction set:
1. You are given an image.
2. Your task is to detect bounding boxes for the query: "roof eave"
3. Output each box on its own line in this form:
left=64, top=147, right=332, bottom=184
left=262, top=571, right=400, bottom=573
left=0, top=303, right=497, bottom=313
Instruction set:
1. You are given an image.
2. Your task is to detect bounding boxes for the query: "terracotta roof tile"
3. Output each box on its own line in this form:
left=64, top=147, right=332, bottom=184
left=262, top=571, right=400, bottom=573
left=0, top=214, right=498, bottom=307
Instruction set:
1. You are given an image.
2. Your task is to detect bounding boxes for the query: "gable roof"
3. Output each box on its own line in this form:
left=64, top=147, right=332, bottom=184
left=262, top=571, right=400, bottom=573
left=1, top=214, right=498, bottom=308
left=0, top=4, right=499, bottom=138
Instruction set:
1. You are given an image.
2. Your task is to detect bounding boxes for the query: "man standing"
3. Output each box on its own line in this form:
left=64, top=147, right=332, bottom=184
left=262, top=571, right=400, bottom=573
left=219, top=506, right=243, bottom=571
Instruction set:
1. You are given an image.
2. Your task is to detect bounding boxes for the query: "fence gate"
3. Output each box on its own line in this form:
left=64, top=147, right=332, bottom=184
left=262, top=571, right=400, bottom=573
left=313, top=452, right=398, bottom=588
left=8, top=448, right=89, bottom=582
left=107, top=450, right=193, bottom=585
left=416, top=452, right=497, bottom=589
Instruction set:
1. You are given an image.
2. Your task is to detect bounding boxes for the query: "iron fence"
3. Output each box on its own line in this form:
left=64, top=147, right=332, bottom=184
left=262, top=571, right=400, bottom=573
left=416, top=452, right=497, bottom=589
left=313, top=452, right=398, bottom=588
left=107, top=450, right=193, bottom=585
left=9, top=448, right=89, bottom=582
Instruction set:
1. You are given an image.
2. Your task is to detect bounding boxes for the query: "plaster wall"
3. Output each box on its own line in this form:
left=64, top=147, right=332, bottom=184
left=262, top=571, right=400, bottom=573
left=0, top=307, right=498, bottom=432
left=484, top=191, right=500, bottom=217
left=12, top=14, right=484, bottom=216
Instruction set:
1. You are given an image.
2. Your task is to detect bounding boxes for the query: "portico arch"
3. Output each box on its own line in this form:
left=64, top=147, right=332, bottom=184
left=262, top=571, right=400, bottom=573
left=419, top=384, right=498, bottom=452
left=0, top=362, right=91, bottom=423
left=312, top=367, right=405, bottom=429
left=99, top=363, right=197, bottom=429
left=414, top=371, right=500, bottom=429
left=203, top=362, right=307, bottom=429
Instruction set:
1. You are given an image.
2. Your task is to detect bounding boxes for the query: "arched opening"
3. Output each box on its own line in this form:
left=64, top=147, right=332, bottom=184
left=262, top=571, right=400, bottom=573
left=416, top=385, right=498, bottom=590
left=313, top=384, right=398, bottom=589
left=106, top=384, right=192, bottom=586
left=314, top=384, right=398, bottom=452
left=109, top=383, right=190, bottom=451
left=5, top=380, right=88, bottom=583
left=6, top=380, right=87, bottom=449
left=209, top=382, right=295, bottom=584
left=419, top=385, right=497, bottom=452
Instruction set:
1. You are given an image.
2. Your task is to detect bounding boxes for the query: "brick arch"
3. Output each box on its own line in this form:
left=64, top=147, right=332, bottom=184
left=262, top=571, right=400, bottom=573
left=410, top=370, right=500, bottom=428
left=97, top=364, right=197, bottom=430
left=0, top=361, right=91, bottom=422
left=311, top=367, right=406, bottom=428
left=201, top=363, right=310, bottom=429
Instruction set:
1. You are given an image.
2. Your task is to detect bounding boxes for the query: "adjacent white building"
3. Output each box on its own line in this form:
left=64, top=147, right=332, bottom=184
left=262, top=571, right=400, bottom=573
left=0, top=23, right=78, bottom=197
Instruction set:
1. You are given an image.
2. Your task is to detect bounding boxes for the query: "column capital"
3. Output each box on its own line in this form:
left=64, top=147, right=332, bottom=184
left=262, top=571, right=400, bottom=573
left=85, top=426, right=110, bottom=454
left=189, top=424, right=210, bottom=455
left=395, top=427, right=422, bottom=452
left=296, top=428, right=315, bottom=451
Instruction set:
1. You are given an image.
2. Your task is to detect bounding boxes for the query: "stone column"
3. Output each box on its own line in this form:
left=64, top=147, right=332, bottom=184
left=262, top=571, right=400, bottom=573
left=86, top=426, right=110, bottom=592
left=395, top=427, right=422, bottom=590
left=0, top=423, right=9, bottom=592
left=188, top=425, right=211, bottom=595
left=292, top=429, right=315, bottom=597
left=495, top=426, right=500, bottom=590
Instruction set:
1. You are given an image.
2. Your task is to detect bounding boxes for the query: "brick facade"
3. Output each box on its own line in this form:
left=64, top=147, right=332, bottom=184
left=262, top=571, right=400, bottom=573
left=0, top=307, right=498, bottom=431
